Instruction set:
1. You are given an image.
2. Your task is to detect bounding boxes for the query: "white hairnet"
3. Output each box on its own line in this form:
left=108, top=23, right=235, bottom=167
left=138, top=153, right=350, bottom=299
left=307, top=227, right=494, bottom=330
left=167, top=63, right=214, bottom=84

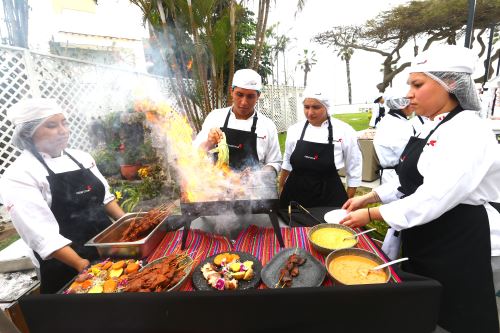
left=7, top=98, right=66, bottom=150
left=408, top=45, right=481, bottom=111
left=302, top=87, right=332, bottom=114
left=11, top=118, right=45, bottom=150
left=384, top=87, right=410, bottom=110
left=232, top=69, right=262, bottom=91
left=386, top=97, right=410, bottom=110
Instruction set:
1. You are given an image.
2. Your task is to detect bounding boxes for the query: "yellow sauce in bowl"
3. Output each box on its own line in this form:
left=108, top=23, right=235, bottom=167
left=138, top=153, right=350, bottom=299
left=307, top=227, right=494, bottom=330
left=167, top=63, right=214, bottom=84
left=329, top=255, right=388, bottom=285
left=310, top=228, right=357, bottom=250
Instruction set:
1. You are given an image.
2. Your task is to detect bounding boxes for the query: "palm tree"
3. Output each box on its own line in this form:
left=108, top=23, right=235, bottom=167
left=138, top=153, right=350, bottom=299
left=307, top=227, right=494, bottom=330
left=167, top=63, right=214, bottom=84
left=249, top=0, right=307, bottom=71
left=338, top=46, right=354, bottom=104
left=273, top=34, right=292, bottom=85
left=130, top=0, right=238, bottom=130
left=297, top=49, right=317, bottom=87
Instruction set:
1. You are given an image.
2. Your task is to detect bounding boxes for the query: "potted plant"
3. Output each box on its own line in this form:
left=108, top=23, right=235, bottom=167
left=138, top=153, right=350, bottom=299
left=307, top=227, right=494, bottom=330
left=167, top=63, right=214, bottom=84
left=120, top=147, right=142, bottom=180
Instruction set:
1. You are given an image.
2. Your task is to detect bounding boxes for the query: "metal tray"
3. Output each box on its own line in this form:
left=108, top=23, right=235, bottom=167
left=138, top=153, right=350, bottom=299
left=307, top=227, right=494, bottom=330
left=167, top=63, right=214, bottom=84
left=84, top=212, right=168, bottom=259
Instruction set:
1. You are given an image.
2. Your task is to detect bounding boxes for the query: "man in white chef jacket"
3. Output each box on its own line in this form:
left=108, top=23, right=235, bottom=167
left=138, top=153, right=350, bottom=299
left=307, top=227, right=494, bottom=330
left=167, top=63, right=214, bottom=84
left=191, top=69, right=283, bottom=238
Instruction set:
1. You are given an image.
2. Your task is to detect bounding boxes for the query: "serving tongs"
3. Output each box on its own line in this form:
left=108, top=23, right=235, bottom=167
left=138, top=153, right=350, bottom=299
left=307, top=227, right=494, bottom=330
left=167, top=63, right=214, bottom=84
left=288, top=201, right=324, bottom=225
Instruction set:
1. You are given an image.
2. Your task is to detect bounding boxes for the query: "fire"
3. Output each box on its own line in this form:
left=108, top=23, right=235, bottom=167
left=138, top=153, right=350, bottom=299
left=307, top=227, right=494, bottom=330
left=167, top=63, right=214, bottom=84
left=186, top=59, right=193, bottom=71
left=136, top=99, right=245, bottom=202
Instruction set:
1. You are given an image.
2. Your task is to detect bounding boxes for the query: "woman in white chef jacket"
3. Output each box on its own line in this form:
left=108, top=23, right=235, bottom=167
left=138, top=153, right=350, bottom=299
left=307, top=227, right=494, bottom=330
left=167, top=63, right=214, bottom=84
left=373, top=93, right=414, bottom=185
left=340, top=45, right=500, bottom=333
left=279, top=87, right=362, bottom=211
left=0, top=98, right=125, bottom=294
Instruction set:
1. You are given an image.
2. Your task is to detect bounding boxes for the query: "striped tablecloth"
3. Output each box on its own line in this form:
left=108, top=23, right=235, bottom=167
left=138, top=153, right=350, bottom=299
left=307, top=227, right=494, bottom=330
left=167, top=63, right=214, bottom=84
left=147, top=225, right=401, bottom=291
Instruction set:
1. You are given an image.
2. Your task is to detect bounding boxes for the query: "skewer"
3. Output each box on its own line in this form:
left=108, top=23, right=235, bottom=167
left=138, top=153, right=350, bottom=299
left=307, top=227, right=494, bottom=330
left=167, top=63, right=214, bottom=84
left=276, top=247, right=299, bottom=288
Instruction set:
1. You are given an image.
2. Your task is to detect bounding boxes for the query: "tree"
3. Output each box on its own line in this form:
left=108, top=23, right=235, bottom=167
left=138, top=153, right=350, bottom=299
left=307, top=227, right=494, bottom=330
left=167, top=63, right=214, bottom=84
left=2, top=0, right=29, bottom=48
left=272, top=33, right=293, bottom=85
left=314, top=26, right=360, bottom=104
left=314, top=0, right=500, bottom=92
left=297, top=49, right=317, bottom=87
left=130, top=0, right=273, bottom=131
left=248, top=0, right=307, bottom=72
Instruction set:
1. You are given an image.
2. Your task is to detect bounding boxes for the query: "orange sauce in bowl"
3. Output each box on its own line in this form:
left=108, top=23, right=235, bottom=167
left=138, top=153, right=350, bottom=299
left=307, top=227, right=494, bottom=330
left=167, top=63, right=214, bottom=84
left=329, top=255, right=388, bottom=285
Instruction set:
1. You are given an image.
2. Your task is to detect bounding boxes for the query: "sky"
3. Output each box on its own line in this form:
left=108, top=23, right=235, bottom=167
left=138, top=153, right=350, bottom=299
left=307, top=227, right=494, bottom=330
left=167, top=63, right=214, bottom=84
left=262, top=0, right=414, bottom=105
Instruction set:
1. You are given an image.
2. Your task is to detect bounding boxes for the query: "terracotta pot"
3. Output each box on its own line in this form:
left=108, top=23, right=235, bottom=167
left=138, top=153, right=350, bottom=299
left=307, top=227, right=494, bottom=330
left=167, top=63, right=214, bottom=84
left=120, top=164, right=140, bottom=180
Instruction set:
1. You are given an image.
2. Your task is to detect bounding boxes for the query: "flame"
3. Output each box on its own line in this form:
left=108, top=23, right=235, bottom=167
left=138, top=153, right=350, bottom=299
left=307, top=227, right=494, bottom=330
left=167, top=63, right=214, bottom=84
left=186, top=59, right=193, bottom=71
left=137, top=99, right=246, bottom=202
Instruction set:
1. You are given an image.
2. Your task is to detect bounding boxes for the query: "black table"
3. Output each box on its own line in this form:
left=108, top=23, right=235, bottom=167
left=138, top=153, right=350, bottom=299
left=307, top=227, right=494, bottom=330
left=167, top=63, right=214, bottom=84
left=19, top=270, right=441, bottom=333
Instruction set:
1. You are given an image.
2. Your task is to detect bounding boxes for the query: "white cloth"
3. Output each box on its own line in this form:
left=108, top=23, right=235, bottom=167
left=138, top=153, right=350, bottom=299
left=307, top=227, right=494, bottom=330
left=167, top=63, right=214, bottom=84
left=7, top=98, right=63, bottom=125
left=193, top=107, right=282, bottom=173
left=0, top=148, right=115, bottom=261
left=381, top=228, right=401, bottom=261
left=282, top=118, right=362, bottom=188
left=373, top=112, right=414, bottom=185
left=374, top=111, right=500, bottom=256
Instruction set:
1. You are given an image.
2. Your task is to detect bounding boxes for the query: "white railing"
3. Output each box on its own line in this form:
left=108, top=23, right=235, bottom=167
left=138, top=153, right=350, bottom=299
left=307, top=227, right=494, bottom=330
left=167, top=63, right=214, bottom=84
left=0, top=45, right=302, bottom=175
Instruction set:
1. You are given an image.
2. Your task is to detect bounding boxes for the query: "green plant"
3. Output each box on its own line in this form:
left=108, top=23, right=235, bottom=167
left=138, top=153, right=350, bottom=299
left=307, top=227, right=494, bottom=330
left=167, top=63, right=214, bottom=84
left=137, top=164, right=165, bottom=199
left=121, top=148, right=142, bottom=165
left=112, top=183, right=141, bottom=212
left=93, top=147, right=120, bottom=176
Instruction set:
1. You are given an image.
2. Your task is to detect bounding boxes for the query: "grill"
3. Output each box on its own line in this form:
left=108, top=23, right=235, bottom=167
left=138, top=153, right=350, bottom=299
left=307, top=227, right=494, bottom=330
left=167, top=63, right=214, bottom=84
left=179, top=198, right=285, bottom=249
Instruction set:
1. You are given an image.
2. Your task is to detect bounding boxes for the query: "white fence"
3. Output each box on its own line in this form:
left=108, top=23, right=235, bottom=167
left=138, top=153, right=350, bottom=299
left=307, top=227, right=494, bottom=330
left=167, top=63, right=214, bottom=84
left=0, top=45, right=302, bottom=175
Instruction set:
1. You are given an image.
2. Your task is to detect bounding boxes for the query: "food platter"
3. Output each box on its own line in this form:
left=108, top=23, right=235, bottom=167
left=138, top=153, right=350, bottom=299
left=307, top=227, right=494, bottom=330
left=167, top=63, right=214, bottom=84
left=261, top=248, right=326, bottom=288
left=192, top=251, right=262, bottom=291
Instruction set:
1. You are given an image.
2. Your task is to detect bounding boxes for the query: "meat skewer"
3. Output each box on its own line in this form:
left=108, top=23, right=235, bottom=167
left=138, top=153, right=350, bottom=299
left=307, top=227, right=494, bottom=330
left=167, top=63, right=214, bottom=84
left=275, top=250, right=307, bottom=288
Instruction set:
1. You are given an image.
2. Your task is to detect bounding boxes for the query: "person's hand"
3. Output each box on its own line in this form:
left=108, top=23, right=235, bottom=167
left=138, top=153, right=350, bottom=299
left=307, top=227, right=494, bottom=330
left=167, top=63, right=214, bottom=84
left=77, top=258, right=90, bottom=272
left=207, top=128, right=224, bottom=147
left=340, top=209, right=371, bottom=228
left=342, top=195, right=369, bottom=212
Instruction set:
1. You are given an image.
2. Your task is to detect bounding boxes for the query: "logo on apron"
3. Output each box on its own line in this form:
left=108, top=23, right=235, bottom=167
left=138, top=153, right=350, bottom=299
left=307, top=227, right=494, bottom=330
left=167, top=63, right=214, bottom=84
left=304, top=154, right=319, bottom=160
left=426, top=140, right=437, bottom=146
left=228, top=143, right=244, bottom=149
left=75, top=185, right=93, bottom=195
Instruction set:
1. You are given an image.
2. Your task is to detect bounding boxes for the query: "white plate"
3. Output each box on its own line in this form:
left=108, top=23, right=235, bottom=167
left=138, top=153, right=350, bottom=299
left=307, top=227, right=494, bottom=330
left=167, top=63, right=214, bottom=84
left=323, top=209, right=348, bottom=224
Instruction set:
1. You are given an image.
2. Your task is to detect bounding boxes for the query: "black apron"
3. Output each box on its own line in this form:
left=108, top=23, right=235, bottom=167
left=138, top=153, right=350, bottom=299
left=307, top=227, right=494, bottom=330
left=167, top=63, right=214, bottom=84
left=220, top=108, right=259, bottom=171
left=374, top=104, right=386, bottom=127
left=32, top=150, right=112, bottom=294
left=396, top=107, right=499, bottom=333
left=279, top=118, right=347, bottom=209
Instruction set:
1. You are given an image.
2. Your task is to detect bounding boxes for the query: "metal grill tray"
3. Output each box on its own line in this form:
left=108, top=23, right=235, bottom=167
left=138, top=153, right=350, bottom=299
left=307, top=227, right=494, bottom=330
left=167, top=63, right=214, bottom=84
left=84, top=212, right=168, bottom=259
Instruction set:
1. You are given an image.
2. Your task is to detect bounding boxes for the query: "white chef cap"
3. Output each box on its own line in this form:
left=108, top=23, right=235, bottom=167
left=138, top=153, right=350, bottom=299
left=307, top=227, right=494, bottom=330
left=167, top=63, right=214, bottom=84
left=7, top=98, right=64, bottom=126
left=7, top=98, right=66, bottom=150
left=408, top=44, right=478, bottom=74
left=408, top=45, right=481, bottom=111
left=302, top=86, right=332, bottom=114
left=232, top=69, right=262, bottom=92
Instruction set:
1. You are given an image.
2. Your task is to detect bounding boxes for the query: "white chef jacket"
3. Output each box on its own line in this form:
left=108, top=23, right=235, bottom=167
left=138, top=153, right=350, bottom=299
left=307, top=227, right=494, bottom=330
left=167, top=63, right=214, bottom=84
left=375, top=111, right=500, bottom=255
left=282, top=118, right=362, bottom=188
left=369, top=103, right=385, bottom=128
left=0, top=148, right=115, bottom=261
left=193, top=107, right=282, bottom=173
left=373, top=112, right=414, bottom=184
